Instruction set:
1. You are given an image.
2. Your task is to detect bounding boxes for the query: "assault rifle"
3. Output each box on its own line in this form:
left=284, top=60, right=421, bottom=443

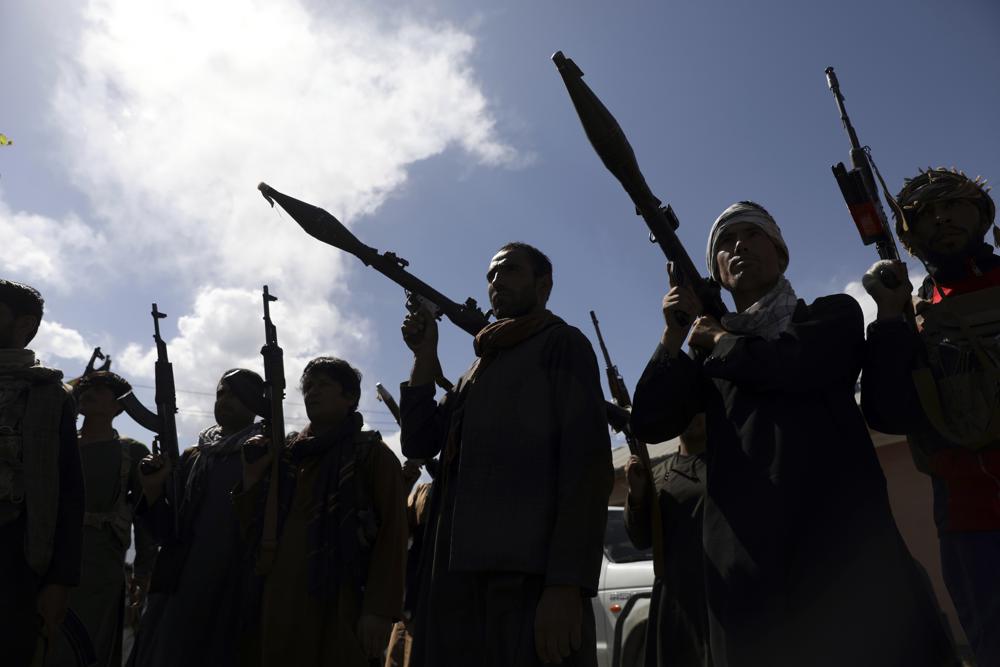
left=119, top=305, right=181, bottom=535
left=375, top=383, right=401, bottom=426
left=258, top=183, right=490, bottom=338
left=590, top=310, right=652, bottom=465
left=251, top=286, right=286, bottom=574
left=552, top=51, right=726, bottom=324
left=83, top=346, right=111, bottom=376
left=825, top=67, right=902, bottom=288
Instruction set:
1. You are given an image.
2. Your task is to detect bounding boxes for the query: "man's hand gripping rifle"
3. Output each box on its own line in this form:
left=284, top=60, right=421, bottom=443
left=551, top=51, right=727, bottom=327
left=119, top=305, right=181, bottom=536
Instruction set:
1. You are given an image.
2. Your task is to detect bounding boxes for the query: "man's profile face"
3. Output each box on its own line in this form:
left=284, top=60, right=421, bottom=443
left=0, top=303, right=38, bottom=350
left=0, top=304, right=14, bottom=349
left=911, top=199, right=981, bottom=257
left=486, top=249, right=551, bottom=319
left=714, top=222, right=782, bottom=295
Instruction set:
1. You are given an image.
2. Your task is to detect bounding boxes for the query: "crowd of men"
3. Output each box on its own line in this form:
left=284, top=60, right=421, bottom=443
left=0, top=166, right=997, bottom=667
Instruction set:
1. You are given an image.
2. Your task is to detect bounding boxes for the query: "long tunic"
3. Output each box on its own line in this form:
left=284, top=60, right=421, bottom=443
left=234, top=434, right=407, bottom=667
left=399, top=321, right=613, bottom=667
left=48, top=435, right=154, bottom=667
left=131, top=442, right=255, bottom=667
left=630, top=295, right=953, bottom=667
left=0, top=378, right=82, bottom=667
left=625, top=452, right=710, bottom=667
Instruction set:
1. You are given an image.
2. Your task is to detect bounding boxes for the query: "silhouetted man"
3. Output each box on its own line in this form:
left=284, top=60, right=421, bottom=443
left=400, top=242, right=613, bottom=667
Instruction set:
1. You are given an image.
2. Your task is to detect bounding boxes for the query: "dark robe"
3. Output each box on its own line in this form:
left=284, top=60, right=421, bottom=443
left=48, top=435, right=155, bottom=667
left=0, top=366, right=82, bottom=667
left=400, top=320, right=613, bottom=667
left=625, top=452, right=710, bottom=667
left=130, top=424, right=260, bottom=667
left=631, top=294, right=954, bottom=667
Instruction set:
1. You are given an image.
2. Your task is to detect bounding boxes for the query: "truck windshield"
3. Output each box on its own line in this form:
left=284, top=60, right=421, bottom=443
left=604, top=509, right=654, bottom=563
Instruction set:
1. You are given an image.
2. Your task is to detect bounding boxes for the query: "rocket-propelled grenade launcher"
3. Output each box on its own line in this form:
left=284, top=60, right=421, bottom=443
left=551, top=51, right=727, bottom=324
left=257, top=182, right=490, bottom=337
left=825, top=67, right=901, bottom=288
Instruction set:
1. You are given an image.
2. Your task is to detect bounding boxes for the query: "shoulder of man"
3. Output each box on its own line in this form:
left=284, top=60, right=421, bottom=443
left=120, top=436, right=150, bottom=455
left=800, top=293, right=864, bottom=325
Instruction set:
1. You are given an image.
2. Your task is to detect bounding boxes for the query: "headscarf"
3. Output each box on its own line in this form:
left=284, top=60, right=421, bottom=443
left=705, top=201, right=789, bottom=282
left=894, top=167, right=997, bottom=253
left=720, top=276, right=799, bottom=341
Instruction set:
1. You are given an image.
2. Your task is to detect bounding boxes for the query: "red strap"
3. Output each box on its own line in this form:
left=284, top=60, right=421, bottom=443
left=931, top=264, right=1000, bottom=303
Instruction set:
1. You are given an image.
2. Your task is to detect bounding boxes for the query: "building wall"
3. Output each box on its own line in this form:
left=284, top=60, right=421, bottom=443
left=875, top=438, right=967, bottom=646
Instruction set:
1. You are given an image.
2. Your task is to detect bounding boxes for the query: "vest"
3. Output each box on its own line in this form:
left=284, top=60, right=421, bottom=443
left=0, top=361, right=69, bottom=576
left=82, top=438, right=135, bottom=549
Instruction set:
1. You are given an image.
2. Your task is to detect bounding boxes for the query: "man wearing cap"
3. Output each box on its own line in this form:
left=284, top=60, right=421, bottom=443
left=0, top=279, right=84, bottom=665
left=46, top=370, right=156, bottom=667
left=862, top=168, right=1000, bottom=665
left=129, top=368, right=264, bottom=667
left=630, top=202, right=952, bottom=666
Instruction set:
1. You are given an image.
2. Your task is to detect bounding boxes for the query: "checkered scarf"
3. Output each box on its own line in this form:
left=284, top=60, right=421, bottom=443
left=721, top=276, right=799, bottom=341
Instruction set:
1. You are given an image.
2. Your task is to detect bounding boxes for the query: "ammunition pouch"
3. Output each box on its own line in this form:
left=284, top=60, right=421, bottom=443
left=914, top=286, right=1000, bottom=449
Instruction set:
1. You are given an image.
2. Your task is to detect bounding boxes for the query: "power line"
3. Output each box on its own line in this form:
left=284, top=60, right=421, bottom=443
left=129, top=383, right=396, bottom=417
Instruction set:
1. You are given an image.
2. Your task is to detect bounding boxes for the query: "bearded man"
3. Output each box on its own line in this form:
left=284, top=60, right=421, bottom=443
left=862, top=168, right=1000, bottom=665
left=399, top=242, right=613, bottom=667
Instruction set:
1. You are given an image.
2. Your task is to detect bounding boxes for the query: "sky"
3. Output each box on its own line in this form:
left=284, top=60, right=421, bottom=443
left=2, top=0, right=999, bottom=456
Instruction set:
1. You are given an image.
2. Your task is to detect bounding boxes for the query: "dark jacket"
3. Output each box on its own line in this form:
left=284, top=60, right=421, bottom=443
left=631, top=294, right=951, bottom=667
left=400, top=321, right=612, bottom=594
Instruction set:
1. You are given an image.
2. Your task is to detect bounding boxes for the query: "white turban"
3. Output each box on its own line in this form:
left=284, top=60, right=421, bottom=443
left=705, top=202, right=789, bottom=281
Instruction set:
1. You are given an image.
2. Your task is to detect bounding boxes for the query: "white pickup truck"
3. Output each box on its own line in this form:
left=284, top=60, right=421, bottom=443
left=593, top=506, right=655, bottom=667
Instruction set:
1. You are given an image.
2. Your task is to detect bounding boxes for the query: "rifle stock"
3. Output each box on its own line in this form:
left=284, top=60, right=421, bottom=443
left=552, top=51, right=727, bottom=322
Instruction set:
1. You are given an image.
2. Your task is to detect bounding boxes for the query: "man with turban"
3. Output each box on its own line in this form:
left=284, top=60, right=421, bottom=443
left=862, top=168, right=1000, bottom=665
left=630, top=202, right=953, bottom=666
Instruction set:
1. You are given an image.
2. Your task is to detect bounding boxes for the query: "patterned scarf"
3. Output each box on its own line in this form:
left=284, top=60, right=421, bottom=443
left=274, top=412, right=365, bottom=600
left=184, top=422, right=260, bottom=507
left=721, top=276, right=799, bottom=341
left=472, top=309, right=564, bottom=377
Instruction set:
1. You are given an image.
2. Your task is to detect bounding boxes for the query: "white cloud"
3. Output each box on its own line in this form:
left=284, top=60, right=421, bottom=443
left=32, top=319, right=96, bottom=367
left=17, top=0, right=519, bottom=444
left=843, top=268, right=926, bottom=327
left=0, top=195, right=108, bottom=291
